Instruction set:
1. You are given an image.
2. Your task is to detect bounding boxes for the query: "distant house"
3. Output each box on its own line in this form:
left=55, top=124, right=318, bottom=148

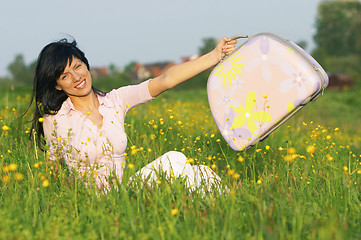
left=90, top=67, right=108, bottom=79
left=132, top=62, right=176, bottom=82
left=131, top=54, right=199, bottom=82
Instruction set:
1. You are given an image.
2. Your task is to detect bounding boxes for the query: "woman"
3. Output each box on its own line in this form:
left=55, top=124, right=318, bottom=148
left=30, top=36, right=237, bottom=190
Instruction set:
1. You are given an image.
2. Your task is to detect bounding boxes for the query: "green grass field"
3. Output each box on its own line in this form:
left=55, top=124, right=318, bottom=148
left=0, top=83, right=361, bottom=239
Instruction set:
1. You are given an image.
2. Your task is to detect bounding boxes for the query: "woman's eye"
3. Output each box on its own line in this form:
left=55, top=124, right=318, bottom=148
left=62, top=74, right=68, bottom=80
left=76, top=63, right=82, bottom=69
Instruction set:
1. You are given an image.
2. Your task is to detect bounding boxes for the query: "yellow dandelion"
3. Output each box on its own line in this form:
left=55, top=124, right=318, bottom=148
left=42, top=179, right=50, bottom=187
left=33, top=163, right=40, bottom=168
left=237, top=156, right=245, bottom=162
left=171, top=208, right=179, bottom=216
left=2, top=125, right=10, bottom=131
left=357, top=170, right=361, bottom=175
left=287, top=147, right=296, bottom=155
left=186, top=158, right=194, bottom=164
left=227, top=169, right=235, bottom=175
left=211, top=163, right=217, bottom=169
left=14, top=173, right=24, bottom=181
left=128, top=163, right=134, bottom=169
left=343, top=166, right=348, bottom=172
left=38, top=117, right=44, bottom=123
left=257, top=179, right=262, bottom=185
left=306, top=145, right=315, bottom=154
left=326, top=135, right=331, bottom=140
left=7, top=150, right=11, bottom=154
left=9, top=163, right=17, bottom=171
left=326, top=154, right=334, bottom=161
left=233, top=173, right=241, bottom=179
left=3, top=166, right=10, bottom=173
left=2, top=175, right=10, bottom=183
left=156, top=180, right=161, bottom=185
left=265, top=145, right=270, bottom=150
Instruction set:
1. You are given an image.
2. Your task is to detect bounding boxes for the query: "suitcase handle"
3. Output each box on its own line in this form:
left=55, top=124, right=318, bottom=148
left=222, top=34, right=248, bottom=59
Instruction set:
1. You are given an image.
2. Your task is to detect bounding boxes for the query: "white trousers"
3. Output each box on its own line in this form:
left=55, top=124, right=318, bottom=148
left=129, top=151, right=222, bottom=193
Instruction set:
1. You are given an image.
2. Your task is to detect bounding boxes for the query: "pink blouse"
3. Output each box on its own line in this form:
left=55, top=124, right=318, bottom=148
left=43, top=80, right=153, bottom=188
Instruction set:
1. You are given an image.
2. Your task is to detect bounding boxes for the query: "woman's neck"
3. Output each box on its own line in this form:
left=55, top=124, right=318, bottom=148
left=69, top=90, right=99, bottom=112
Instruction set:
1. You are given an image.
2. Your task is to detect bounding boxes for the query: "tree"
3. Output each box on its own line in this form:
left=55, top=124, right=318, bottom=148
left=7, top=54, right=35, bottom=85
left=198, top=38, right=217, bottom=56
left=314, top=0, right=361, bottom=56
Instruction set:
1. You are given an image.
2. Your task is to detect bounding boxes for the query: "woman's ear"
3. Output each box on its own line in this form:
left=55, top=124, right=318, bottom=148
left=55, top=84, right=62, bottom=91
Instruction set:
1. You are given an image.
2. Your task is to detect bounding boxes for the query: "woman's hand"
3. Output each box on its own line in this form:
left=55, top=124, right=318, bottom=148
left=211, top=37, right=238, bottom=63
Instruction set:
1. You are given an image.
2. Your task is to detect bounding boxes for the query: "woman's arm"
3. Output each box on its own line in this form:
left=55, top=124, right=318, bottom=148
left=148, top=37, right=236, bottom=97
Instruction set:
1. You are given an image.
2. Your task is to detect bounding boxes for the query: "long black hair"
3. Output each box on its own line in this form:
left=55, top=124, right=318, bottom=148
left=27, top=38, right=105, bottom=150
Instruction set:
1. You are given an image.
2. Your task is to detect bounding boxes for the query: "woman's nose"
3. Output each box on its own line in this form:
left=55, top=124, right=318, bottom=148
left=72, top=72, right=82, bottom=82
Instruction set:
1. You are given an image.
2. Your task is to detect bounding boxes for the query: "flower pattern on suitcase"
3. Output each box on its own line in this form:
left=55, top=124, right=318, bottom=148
left=207, top=33, right=327, bottom=151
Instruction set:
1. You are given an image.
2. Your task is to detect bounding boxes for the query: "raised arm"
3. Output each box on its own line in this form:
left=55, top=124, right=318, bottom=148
left=148, top=37, right=237, bottom=97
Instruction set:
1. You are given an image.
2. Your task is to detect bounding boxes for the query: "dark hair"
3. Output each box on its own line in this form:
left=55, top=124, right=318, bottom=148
left=27, top=38, right=105, bottom=150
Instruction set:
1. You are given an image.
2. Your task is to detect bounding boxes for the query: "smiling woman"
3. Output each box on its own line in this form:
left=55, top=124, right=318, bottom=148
left=27, top=36, right=237, bottom=191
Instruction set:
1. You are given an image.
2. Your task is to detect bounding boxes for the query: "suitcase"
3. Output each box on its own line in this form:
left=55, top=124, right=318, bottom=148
left=207, top=32, right=329, bottom=151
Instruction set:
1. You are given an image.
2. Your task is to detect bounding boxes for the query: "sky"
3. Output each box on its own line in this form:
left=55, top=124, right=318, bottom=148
left=0, top=0, right=324, bottom=78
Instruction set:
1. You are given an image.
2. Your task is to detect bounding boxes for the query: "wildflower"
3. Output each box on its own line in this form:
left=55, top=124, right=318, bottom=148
left=38, top=117, right=44, bottom=123
left=9, top=163, right=17, bottom=171
left=177, top=121, right=182, bottom=125
left=3, top=166, right=10, bottom=172
left=210, top=134, right=215, bottom=138
left=14, top=173, right=24, bottom=181
left=7, top=150, right=11, bottom=153
left=2, top=125, right=10, bottom=131
left=306, top=145, right=315, bottom=154
left=34, top=163, right=40, bottom=168
left=128, top=163, right=134, bottom=169
left=343, top=166, right=348, bottom=172
left=229, top=190, right=236, bottom=196
left=186, top=158, right=194, bottom=164
left=171, top=208, right=179, bottom=216
left=156, top=180, right=161, bottom=185
left=257, top=179, right=262, bottom=185
left=216, top=139, right=221, bottom=143
left=153, top=124, right=158, bottom=129
left=284, top=155, right=294, bottom=163
left=233, top=173, right=240, bottom=179
left=211, top=163, right=217, bottom=169
left=326, top=154, right=334, bottom=161
left=238, top=156, right=245, bottom=162
left=2, top=175, right=10, bottom=183
left=287, top=147, right=296, bottom=155
left=86, top=111, right=91, bottom=116
left=227, top=169, right=235, bottom=175
left=265, top=145, right=270, bottom=150
left=357, top=170, right=361, bottom=175
left=326, top=135, right=331, bottom=140
left=42, top=179, right=50, bottom=187
left=334, top=127, right=339, bottom=132
left=169, top=115, right=174, bottom=119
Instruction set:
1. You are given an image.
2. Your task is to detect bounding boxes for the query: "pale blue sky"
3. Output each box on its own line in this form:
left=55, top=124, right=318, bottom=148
left=0, top=0, right=324, bottom=77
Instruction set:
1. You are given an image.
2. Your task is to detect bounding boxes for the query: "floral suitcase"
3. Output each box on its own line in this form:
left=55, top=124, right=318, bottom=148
left=207, top=32, right=329, bottom=151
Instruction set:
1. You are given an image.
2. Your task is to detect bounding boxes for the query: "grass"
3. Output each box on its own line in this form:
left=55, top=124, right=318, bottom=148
left=0, top=82, right=361, bottom=239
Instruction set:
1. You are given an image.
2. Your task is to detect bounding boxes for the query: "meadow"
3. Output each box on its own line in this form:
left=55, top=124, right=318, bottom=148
left=0, top=81, right=361, bottom=240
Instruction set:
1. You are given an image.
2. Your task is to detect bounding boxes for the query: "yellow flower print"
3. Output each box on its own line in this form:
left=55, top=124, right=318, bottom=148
left=213, top=51, right=244, bottom=86
left=229, top=91, right=272, bottom=135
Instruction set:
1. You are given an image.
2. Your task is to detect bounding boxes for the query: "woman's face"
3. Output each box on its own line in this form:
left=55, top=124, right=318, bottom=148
left=55, top=57, right=92, bottom=97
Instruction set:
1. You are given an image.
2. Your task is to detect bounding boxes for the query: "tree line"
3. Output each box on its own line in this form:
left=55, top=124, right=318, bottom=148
left=2, top=0, right=360, bottom=88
